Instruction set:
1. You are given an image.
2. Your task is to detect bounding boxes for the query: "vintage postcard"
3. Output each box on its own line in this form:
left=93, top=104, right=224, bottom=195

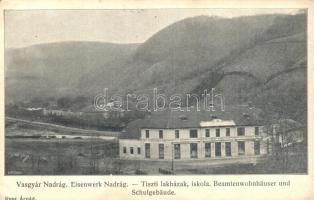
left=0, top=0, right=313, bottom=199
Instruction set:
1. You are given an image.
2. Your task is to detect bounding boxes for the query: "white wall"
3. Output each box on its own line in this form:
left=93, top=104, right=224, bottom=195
left=121, top=126, right=269, bottom=161
left=119, top=139, right=144, bottom=160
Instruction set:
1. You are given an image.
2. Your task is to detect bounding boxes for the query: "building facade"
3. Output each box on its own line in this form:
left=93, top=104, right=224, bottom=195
left=119, top=111, right=271, bottom=161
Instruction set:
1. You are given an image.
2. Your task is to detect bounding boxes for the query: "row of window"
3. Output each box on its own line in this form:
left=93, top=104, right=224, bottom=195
left=123, top=146, right=141, bottom=155
left=172, top=141, right=260, bottom=159
left=123, top=141, right=261, bottom=159
left=145, top=127, right=260, bottom=139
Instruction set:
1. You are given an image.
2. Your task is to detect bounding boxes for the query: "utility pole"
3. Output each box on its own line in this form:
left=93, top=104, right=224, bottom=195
left=171, top=142, right=174, bottom=174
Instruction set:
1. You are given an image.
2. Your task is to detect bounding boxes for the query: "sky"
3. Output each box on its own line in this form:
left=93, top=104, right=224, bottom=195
left=5, top=9, right=301, bottom=48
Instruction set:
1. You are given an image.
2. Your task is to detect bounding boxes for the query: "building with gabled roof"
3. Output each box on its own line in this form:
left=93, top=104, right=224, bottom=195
left=119, top=105, right=271, bottom=162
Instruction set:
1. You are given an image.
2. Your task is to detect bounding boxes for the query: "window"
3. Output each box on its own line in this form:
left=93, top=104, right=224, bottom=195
left=205, top=143, right=211, bottom=158
left=159, top=130, right=163, bottom=139
left=145, top=143, right=150, bottom=158
left=226, top=128, right=230, bottom=137
left=137, top=147, right=141, bottom=154
left=130, top=147, right=134, bottom=154
left=237, top=127, right=245, bottom=136
left=255, top=127, right=259, bottom=136
left=254, top=141, right=260, bottom=155
left=123, top=147, right=127, bottom=154
left=215, top=142, right=221, bottom=157
left=190, top=143, right=198, bottom=158
left=145, top=130, right=150, bottom=138
left=225, top=142, right=231, bottom=156
left=190, top=129, right=198, bottom=138
left=238, top=141, right=245, bottom=155
left=175, top=130, right=180, bottom=139
left=174, top=144, right=181, bottom=159
left=205, top=129, right=210, bottom=137
left=216, top=129, right=220, bottom=137
left=159, top=144, right=164, bottom=159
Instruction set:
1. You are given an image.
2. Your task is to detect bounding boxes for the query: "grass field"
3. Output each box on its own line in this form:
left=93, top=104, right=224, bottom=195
left=5, top=138, right=120, bottom=175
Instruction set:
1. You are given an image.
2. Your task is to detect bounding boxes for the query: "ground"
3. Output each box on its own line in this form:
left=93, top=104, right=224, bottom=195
left=5, top=138, right=119, bottom=175
left=6, top=138, right=306, bottom=175
left=5, top=119, right=307, bottom=175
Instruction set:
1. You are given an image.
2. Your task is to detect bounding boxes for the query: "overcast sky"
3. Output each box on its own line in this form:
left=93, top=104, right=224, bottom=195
left=5, top=9, right=301, bottom=48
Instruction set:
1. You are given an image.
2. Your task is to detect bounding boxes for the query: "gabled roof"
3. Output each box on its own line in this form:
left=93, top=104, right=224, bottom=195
left=121, top=105, right=265, bottom=139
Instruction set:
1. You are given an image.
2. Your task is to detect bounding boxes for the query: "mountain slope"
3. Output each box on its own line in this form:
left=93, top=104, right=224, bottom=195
left=5, top=42, right=139, bottom=102
left=253, top=68, right=306, bottom=123
left=117, top=14, right=306, bottom=96
left=5, top=13, right=307, bottom=124
left=122, top=13, right=306, bottom=123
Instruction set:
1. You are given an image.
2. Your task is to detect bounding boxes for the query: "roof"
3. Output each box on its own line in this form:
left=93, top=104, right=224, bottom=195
left=121, top=105, right=266, bottom=139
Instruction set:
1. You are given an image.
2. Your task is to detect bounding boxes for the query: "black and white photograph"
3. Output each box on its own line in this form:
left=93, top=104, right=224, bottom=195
left=4, top=9, right=307, bottom=175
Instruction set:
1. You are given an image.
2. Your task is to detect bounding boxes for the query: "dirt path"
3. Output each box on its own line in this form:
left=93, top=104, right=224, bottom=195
left=6, top=117, right=121, bottom=137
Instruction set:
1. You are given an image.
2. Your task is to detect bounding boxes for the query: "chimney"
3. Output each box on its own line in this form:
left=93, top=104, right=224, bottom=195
left=210, top=114, right=218, bottom=119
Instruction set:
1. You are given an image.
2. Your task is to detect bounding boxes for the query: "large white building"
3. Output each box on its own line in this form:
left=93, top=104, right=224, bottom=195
left=119, top=106, right=271, bottom=162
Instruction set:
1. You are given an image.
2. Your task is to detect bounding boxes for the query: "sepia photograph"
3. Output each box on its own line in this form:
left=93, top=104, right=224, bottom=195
left=4, top=8, right=307, bottom=175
